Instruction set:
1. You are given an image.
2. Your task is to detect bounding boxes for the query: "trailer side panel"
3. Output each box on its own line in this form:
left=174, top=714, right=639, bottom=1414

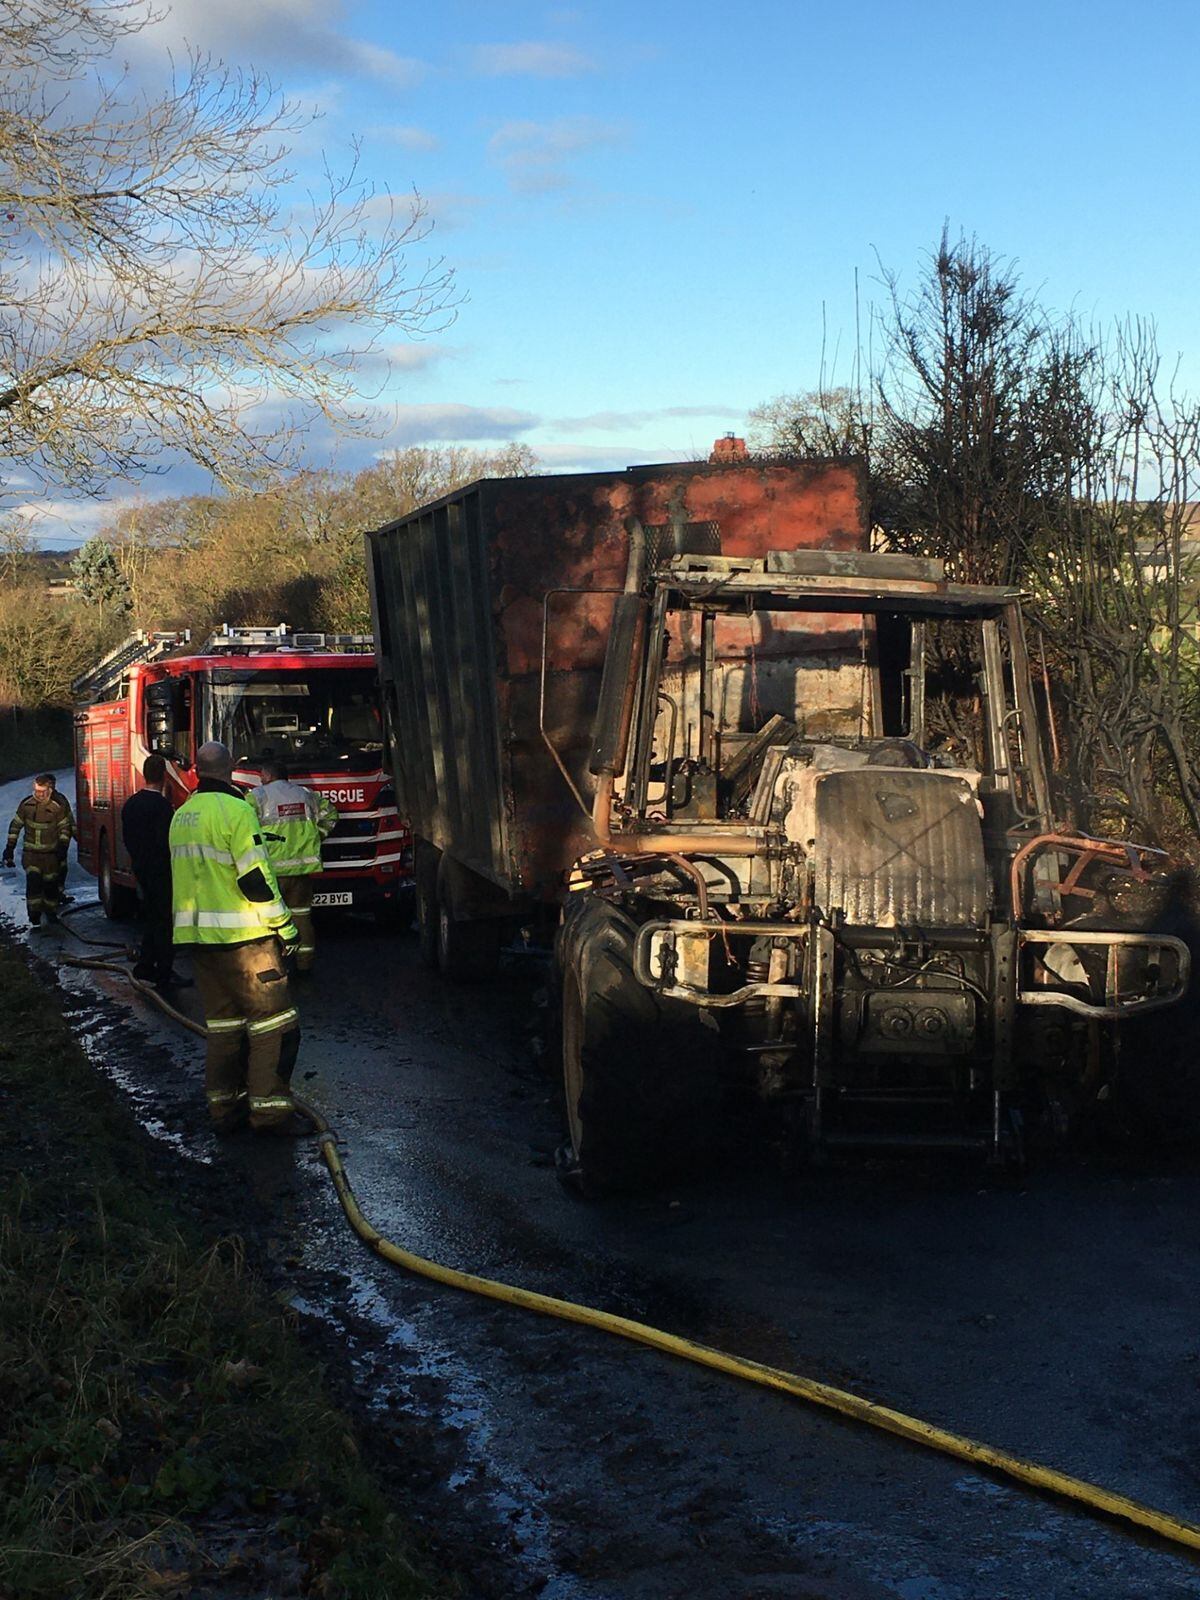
left=367, top=459, right=869, bottom=903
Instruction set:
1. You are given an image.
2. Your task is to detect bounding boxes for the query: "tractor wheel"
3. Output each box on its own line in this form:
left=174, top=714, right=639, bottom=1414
left=560, top=903, right=721, bottom=1195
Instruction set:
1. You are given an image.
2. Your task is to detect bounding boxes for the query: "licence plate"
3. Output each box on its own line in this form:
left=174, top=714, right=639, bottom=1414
left=311, top=891, right=353, bottom=907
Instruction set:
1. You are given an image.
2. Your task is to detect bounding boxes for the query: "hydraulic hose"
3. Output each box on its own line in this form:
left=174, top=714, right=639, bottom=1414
left=307, top=1110, right=1200, bottom=1554
left=54, top=944, right=1200, bottom=1561
left=62, top=952, right=206, bottom=1036
left=56, top=900, right=136, bottom=951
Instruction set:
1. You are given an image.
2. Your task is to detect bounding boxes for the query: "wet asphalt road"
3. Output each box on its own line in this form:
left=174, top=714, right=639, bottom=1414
left=5, top=770, right=1200, bottom=1600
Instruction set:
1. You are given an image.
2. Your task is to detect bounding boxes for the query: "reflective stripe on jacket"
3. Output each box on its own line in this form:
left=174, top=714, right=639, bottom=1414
left=169, top=788, right=295, bottom=946
left=250, top=780, right=337, bottom=878
left=6, top=793, right=72, bottom=857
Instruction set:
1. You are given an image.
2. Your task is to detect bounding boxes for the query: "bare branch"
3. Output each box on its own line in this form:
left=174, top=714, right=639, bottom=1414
left=0, top=0, right=458, bottom=496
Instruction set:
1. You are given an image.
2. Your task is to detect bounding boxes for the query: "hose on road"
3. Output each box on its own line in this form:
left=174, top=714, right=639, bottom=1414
left=55, top=937, right=1200, bottom=1561
left=56, top=899, right=135, bottom=951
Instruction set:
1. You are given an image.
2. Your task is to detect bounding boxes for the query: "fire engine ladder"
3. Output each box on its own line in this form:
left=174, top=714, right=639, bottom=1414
left=200, top=623, right=374, bottom=654
left=71, top=631, right=191, bottom=704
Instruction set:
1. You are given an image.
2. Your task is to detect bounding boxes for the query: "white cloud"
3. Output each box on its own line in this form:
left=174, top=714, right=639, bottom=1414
left=422, top=190, right=489, bottom=233
left=349, top=340, right=455, bottom=380
left=138, top=0, right=428, bottom=88
left=383, top=341, right=453, bottom=373
left=383, top=403, right=539, bottom=445
left=530, top=442, right=695, bottom=472
left=349, top=190, right=433, bottom=237
left=549, top=405, right=744, bottom=433
left=488, top=117, right=623, bottom=194
left=10, top=490, right=172, bottom=548
left=369, top=124, right=440, bottom=152
left=472, top=41, right=595, bottom=78
left=341, top=39, right=426, bottom=88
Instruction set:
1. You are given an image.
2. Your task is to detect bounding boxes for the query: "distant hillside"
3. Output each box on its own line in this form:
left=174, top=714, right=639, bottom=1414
left=31, top=548, right=81, bottom=581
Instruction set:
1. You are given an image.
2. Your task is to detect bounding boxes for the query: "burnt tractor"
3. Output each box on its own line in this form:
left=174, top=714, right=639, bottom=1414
left=365, top=458, right=1189, bottom=1192
left=556, top=537, right=1189, bottom=1190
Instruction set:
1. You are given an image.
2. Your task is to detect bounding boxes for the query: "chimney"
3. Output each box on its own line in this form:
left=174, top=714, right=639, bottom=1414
left=709, top=433, right=748, bottom=464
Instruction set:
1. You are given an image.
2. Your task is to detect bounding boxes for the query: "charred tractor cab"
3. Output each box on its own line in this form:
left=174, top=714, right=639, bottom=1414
left=557, top=540, right=1189, bottom=1188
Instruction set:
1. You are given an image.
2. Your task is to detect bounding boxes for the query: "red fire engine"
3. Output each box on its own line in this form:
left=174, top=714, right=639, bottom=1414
left=72, top=624, right=412, bottom=919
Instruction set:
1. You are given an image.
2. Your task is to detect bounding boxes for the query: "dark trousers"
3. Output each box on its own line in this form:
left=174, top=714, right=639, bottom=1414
left=134, top=874, right=175, bottom=984
left=23, top=850, right=62, bottom=923
left=279, top=876, right=315, bottom=971
left=191, top=940, right=300, bottom=1129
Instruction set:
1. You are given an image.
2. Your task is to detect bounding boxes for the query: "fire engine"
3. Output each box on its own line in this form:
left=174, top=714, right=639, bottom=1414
left=72, top=624, right=412, bottom=919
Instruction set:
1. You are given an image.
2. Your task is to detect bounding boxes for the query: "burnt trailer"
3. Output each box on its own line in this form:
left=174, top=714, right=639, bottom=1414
left=366, top=455, right=1190, bottom=1190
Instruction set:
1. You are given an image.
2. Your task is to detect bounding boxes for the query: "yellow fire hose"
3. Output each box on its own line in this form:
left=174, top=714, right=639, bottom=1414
left=56, top=930, right=1200, bottom=1561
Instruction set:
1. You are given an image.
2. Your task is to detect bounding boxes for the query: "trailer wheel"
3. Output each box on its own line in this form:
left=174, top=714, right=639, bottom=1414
left=561, top=908, right=721, bottom=1195
left=414, top=844, right=440, bottom=969
left=436, top=889, right=502, bottom=983
left=374, top=887, right=415, bottom=934
left=97, top=833, right=137, bottom=921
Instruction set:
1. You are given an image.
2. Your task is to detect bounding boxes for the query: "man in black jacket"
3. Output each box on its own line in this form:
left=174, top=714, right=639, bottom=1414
left=121, top=754, right=191, bottom=992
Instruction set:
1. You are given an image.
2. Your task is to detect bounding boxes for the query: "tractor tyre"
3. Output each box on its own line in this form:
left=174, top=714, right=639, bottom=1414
left=560, top=901, right=721, bottom=1195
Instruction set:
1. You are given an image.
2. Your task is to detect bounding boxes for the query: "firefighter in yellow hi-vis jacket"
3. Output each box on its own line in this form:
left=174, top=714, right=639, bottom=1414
left=169, top=741, right=308, bottom=1137
left=250, top=757, right=337, bottom=973
left=3, top=772, right=73, bottom=928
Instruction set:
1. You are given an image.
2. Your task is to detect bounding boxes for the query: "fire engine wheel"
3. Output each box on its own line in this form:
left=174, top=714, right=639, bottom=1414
left=561, top=911, right=721, bottom=1196
left=97, top=835, right=138, bottom=921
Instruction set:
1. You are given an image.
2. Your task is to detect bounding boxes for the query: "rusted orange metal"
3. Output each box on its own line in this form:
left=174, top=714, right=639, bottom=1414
left=1008, top=832, right=1165, bottom=922
left=367, top=458, right=869, bottom=904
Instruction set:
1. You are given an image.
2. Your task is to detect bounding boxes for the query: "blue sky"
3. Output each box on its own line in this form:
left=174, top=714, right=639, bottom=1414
left=21, top=0, right=1200, bottom=544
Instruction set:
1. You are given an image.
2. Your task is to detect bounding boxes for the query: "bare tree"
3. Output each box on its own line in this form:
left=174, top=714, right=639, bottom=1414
left=0, top=586, right=106, bottom=705
left=0, top=0, right=456, bottom=497
left=0, top=524, right=38, bottom=588
left=751, top=231, right=1200, bottom=845
left=1025, top=322, right=1200, bottom=841
left=874, top=228, right=1095, bottom=583
left=1, top=0, right=144, bottom=75
left=747, top=386, right=873, bottom=459
left=875, top=238, right=1200, bottom=840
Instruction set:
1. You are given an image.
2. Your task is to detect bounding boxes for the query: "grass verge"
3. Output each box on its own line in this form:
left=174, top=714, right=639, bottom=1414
left=0, top=941, right=461, bottom=1600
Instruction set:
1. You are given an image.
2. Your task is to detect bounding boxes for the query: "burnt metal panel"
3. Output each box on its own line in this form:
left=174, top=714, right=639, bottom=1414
left=367, top=487, right=510, bottom=889
left=367, top=459, right=871, bottom=905
left=808, top=769, right=988, bottom=928
left=644, top=519, right=721, bottom=569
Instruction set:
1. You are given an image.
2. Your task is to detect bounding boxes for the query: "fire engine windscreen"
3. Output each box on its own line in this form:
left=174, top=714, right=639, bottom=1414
left=204, top=668, right=382, bottom=769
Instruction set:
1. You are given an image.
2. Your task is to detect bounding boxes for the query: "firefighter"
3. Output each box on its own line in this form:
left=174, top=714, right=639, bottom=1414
left=170, top=741, right=308, bottom=1136
left=249, top=756, right=337, bottom=974
left=122, top=752, right=191, bottom=992
left=3, top=772, right=74, bottom=929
